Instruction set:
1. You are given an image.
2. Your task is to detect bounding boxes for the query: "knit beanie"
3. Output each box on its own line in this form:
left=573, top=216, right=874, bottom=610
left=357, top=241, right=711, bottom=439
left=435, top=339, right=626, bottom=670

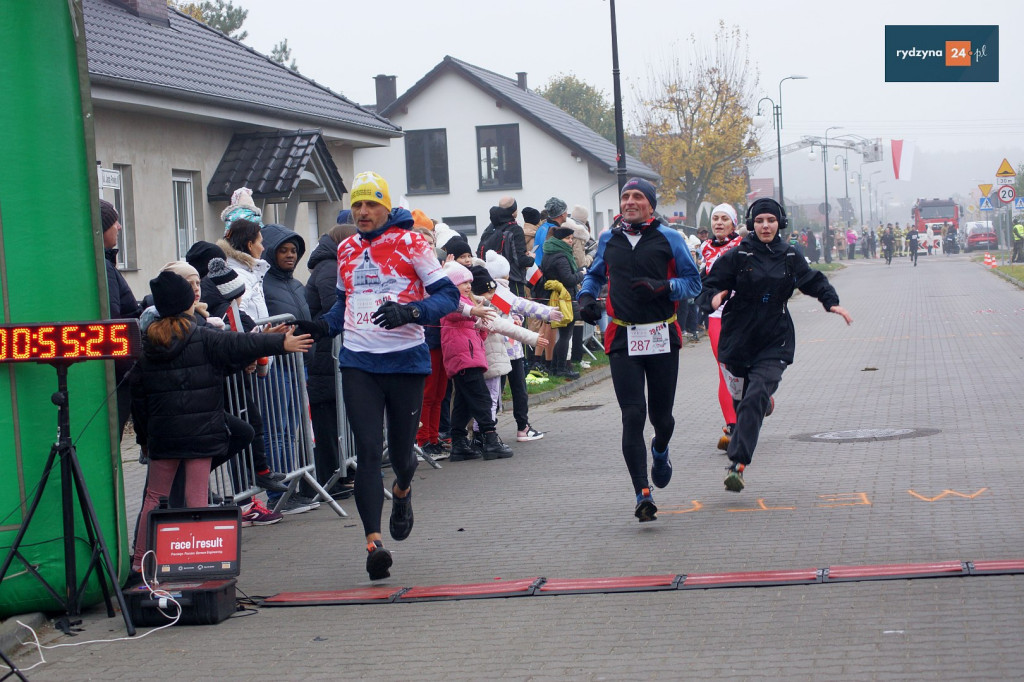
left=411, top=209, right=433, bottom=230
left=550, top=225, right=574, bottom=240
left=220, top=187, right=263, bottom=231
left=442, top=261, right=473, bottom=287
left=349, top=171, right=392, bottom=211
left=469, top=265, right=497, bottom=296
left=336, top=209, right=353, bottom=225
left=748, top=198, right=784, bottom=223
left=544, top=197, right=567, bottom=219
left=207, top=257, right=246, bottom=300
left=621, top=178, right=658, bottom=210
left=484, top=249, right=511, bottom=280
left=521, top=207, right=541, bottom=225
left=161, top=260, right=200, bottom=284
left=711, top=203, right=738, bottom=227
left=150, top=271, right=195, bottom=318
left=444, top=238, right=473, bottom=259
left=185, top=241, right=226, bottom=278
left=99, top=199, right=119, bottom=232
left=570, top=204, right=589, bottom=224
left=433, top=222, right=458, bottom=250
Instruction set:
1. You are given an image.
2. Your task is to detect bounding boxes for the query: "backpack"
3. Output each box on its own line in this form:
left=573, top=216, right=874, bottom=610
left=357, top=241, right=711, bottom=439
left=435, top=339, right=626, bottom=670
left=477, top=223, right=518, bottom=267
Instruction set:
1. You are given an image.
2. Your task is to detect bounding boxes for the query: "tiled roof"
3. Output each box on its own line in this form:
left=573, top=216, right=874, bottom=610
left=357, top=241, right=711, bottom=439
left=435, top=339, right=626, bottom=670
left=83, top=0, right=399, bottom=137
left=207, top=130, right=345, bottom=201
left=383, top=56, right=658, bottom=181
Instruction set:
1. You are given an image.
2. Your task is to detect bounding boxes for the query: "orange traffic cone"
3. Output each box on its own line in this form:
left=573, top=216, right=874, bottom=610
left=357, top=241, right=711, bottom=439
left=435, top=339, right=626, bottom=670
left=984, top=252, right=997, bottom=269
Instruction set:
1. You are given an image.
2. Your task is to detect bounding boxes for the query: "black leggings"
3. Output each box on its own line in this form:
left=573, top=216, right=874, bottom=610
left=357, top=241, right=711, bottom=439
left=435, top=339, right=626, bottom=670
left=608, top=350, right=679, bottom=495
left=725, top=358, right=786, bottom=467
left=553, top=325, right=573, bottom=367
left=341, top=368, right=425, bottom=537
left=502, top=358, right=529, bottom=431
left=450, top=367, right=495, bottom=437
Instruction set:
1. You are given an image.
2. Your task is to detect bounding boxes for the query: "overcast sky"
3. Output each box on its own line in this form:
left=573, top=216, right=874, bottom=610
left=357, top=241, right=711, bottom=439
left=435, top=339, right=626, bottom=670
left=239, top=0, right=1022, bottom=219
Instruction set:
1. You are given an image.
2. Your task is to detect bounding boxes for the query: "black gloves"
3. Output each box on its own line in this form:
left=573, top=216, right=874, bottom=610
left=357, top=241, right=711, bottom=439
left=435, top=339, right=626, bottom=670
left=292, top=319, right=330, bottom=341
left=372, top=301, right=419, bottom=329
left=630, top=277, right=669, bottom=302
left=578, top=294, right=603, bottom=324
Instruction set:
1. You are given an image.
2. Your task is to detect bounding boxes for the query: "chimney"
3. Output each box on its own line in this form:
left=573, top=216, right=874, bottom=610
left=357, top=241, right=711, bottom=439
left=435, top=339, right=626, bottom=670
left=516, top=72, right=528, bottom=90
left=374, top=75, right=397, bottom=111
left=114, top=0, right=170, bottom=27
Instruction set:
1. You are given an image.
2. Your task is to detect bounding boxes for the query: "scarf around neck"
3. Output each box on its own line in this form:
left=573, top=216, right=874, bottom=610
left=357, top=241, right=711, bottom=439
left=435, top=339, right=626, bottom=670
left=542, top=236, right=578, bottom=272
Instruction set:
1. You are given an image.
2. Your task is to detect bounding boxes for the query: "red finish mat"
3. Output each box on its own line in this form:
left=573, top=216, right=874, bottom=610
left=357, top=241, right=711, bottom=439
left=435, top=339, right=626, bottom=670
left=681, top=568, right=821, bottom=589
left=968, top=559, right=1024, bottom=575
left=261, top=558, right=1018, bottom=607
left=395, top=577, right=542, bottom=602
left=537, top=574, right=681, bottom=595
left=824, top=561, right=967, bottom=582
left=263, top=586, right=406, bottom=606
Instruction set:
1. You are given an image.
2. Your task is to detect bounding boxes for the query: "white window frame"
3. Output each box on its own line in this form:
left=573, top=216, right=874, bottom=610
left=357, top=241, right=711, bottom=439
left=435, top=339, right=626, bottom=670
left=172, top=171, right=197, bottom=259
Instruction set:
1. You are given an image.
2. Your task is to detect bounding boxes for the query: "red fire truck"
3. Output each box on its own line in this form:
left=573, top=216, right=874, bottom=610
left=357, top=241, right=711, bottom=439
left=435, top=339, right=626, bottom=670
left=910, top=198, right=960, bottom=253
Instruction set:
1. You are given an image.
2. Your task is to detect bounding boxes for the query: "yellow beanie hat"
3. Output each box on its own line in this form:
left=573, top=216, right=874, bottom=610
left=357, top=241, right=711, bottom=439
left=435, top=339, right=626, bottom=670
left=349, top=171, right=391, bottom=211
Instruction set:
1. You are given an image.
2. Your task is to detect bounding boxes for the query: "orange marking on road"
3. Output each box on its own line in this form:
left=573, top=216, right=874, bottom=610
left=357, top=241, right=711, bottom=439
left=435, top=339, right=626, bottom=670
left=728, top=498, right=796, bottom=512
left=659, top=501, right=703, bottom=514
left=816, top=492, right=871, bottom=507
left=907, top=488, right=988, bottom=502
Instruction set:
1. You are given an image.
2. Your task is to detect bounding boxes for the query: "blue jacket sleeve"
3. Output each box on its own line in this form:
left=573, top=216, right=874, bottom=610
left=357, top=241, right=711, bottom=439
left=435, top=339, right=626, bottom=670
left=661, top=226, right=703, bottom=301
left=321, top=288, right=346, bottom=336
left=578, top=231, right=610, bottom=300
left=409, top=276, right=460, bottom=325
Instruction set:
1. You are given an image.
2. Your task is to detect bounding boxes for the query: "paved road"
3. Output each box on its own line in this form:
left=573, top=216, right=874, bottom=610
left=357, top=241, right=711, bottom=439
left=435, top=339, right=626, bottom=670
left=7, top=253, right=1024, bottom=680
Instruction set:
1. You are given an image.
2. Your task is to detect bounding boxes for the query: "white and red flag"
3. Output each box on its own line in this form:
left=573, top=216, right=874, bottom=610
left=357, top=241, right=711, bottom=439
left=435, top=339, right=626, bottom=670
left=491, top=285, right=515, bottom=314
left=526, top=264, right=542, bottom=287
left=891, top=139, right=915, bottom=181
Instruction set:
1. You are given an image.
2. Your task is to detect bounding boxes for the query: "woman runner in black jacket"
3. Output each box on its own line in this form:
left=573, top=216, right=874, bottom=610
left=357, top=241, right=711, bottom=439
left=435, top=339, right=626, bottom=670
left=697, top=198, right=852, bottom=493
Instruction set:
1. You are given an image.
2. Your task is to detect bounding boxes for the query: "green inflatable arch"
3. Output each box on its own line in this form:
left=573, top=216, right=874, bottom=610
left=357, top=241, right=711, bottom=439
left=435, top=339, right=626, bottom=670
left=0, top=0, right=129, bottom=617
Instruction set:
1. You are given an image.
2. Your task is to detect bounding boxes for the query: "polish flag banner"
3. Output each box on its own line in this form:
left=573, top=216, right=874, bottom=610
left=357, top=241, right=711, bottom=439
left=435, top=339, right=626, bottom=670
left=225, top=300, right=243, bottom=331
left=526, top=264, right=543, bottom=286
left=492, top=285, right=515, bottom=314
left=891, top=139, right=915, bottom=181
left=746, top=189, right=760, bottom=200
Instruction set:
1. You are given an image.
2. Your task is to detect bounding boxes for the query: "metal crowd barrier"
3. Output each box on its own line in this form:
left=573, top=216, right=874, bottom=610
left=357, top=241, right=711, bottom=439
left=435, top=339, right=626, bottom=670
left=209, top=314, right=346, bottom=517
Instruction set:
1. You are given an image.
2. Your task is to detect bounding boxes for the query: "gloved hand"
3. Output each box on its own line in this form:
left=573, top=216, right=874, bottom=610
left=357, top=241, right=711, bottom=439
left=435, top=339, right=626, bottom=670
left=630, top=277, right=669, bottom=302
left=578, top=294, right=603, bottom=324
left=292, top=319, right=330, bottom=341
left=372, top=301, right=419, bottom=329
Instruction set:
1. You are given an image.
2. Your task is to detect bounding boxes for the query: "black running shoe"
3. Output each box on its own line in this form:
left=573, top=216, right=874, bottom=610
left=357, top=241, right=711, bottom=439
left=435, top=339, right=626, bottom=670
left=634, top=487, right=657, bottom=522
left=366, top=540, right=392, bottom=580
left=389, top=484, right=413, bottom=541
left=724, top=462, right=745, bottom=493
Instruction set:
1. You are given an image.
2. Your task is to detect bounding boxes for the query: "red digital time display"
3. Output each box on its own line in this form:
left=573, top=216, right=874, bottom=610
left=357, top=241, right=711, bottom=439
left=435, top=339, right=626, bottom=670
left=0, top=320, right=141, bottom=363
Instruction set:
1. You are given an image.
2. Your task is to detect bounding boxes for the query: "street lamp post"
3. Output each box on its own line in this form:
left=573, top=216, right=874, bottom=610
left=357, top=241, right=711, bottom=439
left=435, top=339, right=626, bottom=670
left=753, top=75, right=807, bottom=213
left=867, top=170, right=883, bottom=225
left=608, top=0, right=627, bottom=193
left=833, top=155, right=851, bottom=228
left=874, top=180, right=888, bottom=225
left=813, top=126, right=843, bottom=255
left=849, top=170, right=864, bottom=227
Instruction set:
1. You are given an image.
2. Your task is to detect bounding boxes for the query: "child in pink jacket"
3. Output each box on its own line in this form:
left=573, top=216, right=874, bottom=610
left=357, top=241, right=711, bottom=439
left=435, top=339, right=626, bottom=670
left=441, top=262, right=513, bottom=461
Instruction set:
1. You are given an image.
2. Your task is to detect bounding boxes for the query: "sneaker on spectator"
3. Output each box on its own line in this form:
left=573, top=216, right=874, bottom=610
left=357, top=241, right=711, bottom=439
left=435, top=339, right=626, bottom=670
left=255, top=470, right=289, bottom=493
left=327, top=482, right=354, bottom=500
left=516, top=426, right=545, bottom=442
left=421, top=442, right=449, bottom=460
left=291, top=493, right=320, bottom=509
left=241, top=499, right=283, bottom=526
left=579, top=360, right=591, bottom=369
left=276, top=497, right=314, bottom=515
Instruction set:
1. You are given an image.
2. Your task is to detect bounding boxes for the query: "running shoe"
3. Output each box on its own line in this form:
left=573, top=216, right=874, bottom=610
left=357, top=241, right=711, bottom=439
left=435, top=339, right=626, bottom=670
left=366, top=540, right=393, bottom=580
left=389, top=484, right=414, bottom=542
left=724, top=462, right=745, bottom=493
left=634, top=488, right=657, bottom=522
left=291, top=493, right=321, bottom=509
left=718, top=424, right=734, bottom=452
left=255, top=470, right=289, bottom=493
left=650, top=438, right=672, bottom=488
left=241, top=499, right=283, bottom=527
left=276, top=497, right=314, bottom=515
left=516, top=426, right=545, bottom=442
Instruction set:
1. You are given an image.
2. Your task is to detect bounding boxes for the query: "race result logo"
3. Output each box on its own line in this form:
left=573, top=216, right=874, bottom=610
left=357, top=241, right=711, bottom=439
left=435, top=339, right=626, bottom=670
left=885, top=25, right=998, bottom=82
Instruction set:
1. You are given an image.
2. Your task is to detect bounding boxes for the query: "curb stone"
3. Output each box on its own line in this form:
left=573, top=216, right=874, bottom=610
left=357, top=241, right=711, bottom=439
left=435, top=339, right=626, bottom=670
left=0, top=612, right=47, bottom=659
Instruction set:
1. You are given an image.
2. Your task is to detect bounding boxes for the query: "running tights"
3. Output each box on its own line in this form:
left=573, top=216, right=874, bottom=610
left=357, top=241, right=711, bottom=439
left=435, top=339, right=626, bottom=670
left=341, top=368, right=425, bottom=537
left=608, top=350, right=679, bottom=495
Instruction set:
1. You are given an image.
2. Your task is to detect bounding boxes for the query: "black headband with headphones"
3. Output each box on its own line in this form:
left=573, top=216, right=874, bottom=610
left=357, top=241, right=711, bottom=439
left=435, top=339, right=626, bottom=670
left=745, top=198, right=788, bottom=231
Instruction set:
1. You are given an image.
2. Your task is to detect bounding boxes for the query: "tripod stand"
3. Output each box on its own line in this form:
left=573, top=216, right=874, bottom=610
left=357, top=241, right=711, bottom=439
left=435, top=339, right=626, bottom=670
left=0, top=361, right=135, bottom=636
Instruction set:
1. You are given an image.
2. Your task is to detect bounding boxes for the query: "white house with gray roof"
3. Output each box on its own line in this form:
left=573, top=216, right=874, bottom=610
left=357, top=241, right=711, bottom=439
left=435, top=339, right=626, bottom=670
left=354, top=56, right=658, bottom=241
left=83, top=0, right=400, bottom=293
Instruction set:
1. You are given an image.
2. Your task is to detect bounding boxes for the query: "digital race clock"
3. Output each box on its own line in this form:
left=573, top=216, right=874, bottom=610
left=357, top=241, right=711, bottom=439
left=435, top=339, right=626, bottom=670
left=0, top=320, right=141, bottom=364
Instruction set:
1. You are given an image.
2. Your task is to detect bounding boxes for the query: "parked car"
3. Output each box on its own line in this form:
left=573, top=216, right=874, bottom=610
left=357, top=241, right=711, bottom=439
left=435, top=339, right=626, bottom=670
left=963, top=222, right=998, bottom=252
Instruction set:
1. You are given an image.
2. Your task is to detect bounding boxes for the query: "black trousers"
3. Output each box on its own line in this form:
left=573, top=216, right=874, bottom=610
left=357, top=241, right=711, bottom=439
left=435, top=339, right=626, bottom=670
left=450, top=367, right=496, bottom=438
left=341, top=368, right=425, bottom=537
left=553, top=325, right=573, bottom=368
left=502, top=357, right=530, bottom=431
left=570, top=324, right=585, bottom=363
left=725, top=358, right=786, bottom=467
left=608, top=350, right=679, bottom=495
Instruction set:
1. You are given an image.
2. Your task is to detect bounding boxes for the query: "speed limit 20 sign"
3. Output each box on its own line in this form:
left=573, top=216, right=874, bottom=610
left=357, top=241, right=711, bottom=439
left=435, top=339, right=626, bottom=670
left=999, top=185, right=1016, bottom=203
